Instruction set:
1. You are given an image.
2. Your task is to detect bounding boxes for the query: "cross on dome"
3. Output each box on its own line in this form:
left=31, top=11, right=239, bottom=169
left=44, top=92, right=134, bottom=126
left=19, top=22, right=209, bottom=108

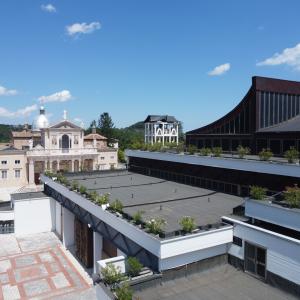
left=63, top=110, right=67, bottom=120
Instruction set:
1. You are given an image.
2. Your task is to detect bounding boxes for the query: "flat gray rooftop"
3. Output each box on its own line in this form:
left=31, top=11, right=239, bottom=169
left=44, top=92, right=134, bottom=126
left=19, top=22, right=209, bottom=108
left=134, top=264, right=297, bottom=300
left=66, top=171, right=243, bottom=232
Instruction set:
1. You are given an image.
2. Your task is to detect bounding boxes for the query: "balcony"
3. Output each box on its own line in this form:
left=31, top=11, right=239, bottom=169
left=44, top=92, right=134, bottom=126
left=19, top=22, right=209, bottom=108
left=27, top=147, right=99, bottom=158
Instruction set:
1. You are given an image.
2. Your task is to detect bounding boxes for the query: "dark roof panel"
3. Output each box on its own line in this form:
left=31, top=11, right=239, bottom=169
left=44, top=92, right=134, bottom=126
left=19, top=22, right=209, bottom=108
left=144, top=115, right=178, bottom=123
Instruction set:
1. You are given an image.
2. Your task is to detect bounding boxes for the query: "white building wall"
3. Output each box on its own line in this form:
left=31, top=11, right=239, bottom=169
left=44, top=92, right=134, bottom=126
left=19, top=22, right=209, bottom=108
left=245, top=199, right=300, bottom=232
left=93, top=231, right=103, bottom=274
left=62, top=207, right=75, bottom=248
left=55, top=201, right=62, bottom=237
left=224, top=217, right=300, bottom=285
left=14, top=197, right=55, bottom=236
left=160, top=244, right=227, bottom=271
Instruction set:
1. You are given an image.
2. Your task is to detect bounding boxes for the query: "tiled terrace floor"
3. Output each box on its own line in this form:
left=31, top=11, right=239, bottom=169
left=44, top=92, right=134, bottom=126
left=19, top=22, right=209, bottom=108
left=0, top=232, right=94, bottom=300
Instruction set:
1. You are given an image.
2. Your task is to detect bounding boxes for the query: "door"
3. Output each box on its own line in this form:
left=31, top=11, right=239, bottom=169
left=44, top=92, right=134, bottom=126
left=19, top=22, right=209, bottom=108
left=244, top=242, right=266, bottom=279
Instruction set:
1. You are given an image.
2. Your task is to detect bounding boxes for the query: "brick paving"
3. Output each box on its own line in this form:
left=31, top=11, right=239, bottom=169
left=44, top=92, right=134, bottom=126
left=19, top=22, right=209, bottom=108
left=0, top=233, right=93, bottom=300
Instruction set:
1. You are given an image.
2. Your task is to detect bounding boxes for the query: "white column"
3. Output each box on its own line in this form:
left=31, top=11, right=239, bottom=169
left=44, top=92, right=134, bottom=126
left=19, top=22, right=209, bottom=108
left=28, top=159, right=35, bottom=185
left=62, top=207, right=74, bottom=248
left=71, top=160, right=74, bottom=172
left=93, top=231, right=103, bottom=274
left=57, top=160, right=60, bottom=171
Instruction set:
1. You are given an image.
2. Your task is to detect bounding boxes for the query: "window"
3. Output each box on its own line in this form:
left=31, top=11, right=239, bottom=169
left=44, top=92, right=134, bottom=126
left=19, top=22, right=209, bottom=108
left=1, top=170, right=7, bottom=179
left=15, top=170, right=20, bottom=178
left=15, top=160, right=20, bottom=164
left=233, top=236, right=242, bottom=247
left=1, top=160, right=7, bottom=165
left=101, top=157, right=105, bottom=160
left=110, top=156, right=114, bottom=159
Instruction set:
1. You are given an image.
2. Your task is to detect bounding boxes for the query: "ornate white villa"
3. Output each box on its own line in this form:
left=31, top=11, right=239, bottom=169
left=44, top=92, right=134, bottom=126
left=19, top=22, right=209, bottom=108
left=144, top=115, right=179, bottom=145
left=0, top=107, right=118, bottom=200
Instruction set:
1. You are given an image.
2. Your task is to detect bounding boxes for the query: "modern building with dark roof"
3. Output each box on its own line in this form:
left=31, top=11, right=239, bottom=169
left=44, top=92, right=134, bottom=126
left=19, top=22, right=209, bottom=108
left=186, top=76, right=300, bottom=155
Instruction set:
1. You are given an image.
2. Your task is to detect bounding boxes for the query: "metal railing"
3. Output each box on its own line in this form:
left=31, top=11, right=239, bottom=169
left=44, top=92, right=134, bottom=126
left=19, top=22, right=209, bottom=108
left=0, top=222, right=14, bottom=234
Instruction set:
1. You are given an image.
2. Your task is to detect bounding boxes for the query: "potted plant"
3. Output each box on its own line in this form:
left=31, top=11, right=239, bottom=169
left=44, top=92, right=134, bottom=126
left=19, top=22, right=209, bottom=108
left=79, top=185, right=87, bottom=196
left=258, top=148, right=273, bottom=161
left=101, top=264, right=124, bottom=290
left=179, top=216, right=196, bottom=233
left=97, top=193, right=110, bottom=210
left=250, top=185, right=267, bottom=200
left=88, top=191, right=98, bottom=202
left=284, top=185, right=300, bottom=208
left=187, top=145, right=197, bottom=155
left=284, top=147, right=299, bottom=164
left=126, top=257, right=143, bottom=277
left=212, top=147, right=222, bottom=157
left=199, top=147, right=211, bottom=156
left=115, top=282, right=133, bottom=300
left=71, top=180, right=79, bottom=191
left=109, top=199, right=123, bottom=214
left=146, top=218, right=166, bottom=236
left=132, top=210, right=144, bottom=226
left=237, top=145, right=250, bottom=159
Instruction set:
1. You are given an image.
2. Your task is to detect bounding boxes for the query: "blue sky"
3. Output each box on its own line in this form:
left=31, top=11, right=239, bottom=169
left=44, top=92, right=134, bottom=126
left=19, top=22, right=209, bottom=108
left=1, top=1, right=300, bottom=131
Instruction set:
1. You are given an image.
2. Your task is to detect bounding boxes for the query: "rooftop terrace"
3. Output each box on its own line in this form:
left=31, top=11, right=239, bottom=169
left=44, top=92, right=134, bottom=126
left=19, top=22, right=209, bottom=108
left=65, top=170, right=243, bottom=234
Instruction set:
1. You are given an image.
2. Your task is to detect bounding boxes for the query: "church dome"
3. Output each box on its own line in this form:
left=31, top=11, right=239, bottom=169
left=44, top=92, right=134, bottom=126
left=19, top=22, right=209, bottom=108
left=35, top=106, right=49, bottom=129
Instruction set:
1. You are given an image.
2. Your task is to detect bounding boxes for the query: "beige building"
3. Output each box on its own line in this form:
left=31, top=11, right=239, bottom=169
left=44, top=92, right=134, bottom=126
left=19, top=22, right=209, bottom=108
left=0, top=147, right=28, bottom=200
left=0, top=107, right=118, bottom=200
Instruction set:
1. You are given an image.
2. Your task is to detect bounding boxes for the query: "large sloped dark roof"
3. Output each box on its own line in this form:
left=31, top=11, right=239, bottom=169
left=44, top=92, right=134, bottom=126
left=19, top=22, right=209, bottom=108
left=144, top=115, right=178, bottom=123
left=257, top=115, right=300, bottom=132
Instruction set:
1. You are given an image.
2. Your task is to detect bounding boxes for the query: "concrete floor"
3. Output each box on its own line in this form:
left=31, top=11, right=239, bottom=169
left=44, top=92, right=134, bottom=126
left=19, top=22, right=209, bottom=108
left=0, top=232, right=96, bottom=300
left=134, top=264, right=299, bottom=300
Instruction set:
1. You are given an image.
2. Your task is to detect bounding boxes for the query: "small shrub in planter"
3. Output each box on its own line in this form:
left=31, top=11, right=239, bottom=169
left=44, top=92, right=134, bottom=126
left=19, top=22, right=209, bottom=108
left=250, top=185, right=267, bottom=200
left=79, top=185, right=87, bottom=195
left=126, top=257, right=142, bottom=277
left=146, top=218, right=166, bottom=235
left=258, top=148, right=273, bottom=161
left=237, top=145, right=250, bottom=158
left=176, top=143, right=184, bottom=153
left=115, top=282, right=133, bottom=300
left=71, top=181, right=79, bottom=191
left=179, top=216, right=196, bottom=233
left=284, top=147, right=299, bottom=164
left=110, top=199, right=123, bottom=213
left=132, top=210, right=144, bottom=225
left=199, top=147, right=211, bottom=156
left=88, top=191, right=98, bottom=202
left=101, top=264, right=124, bottom=289
left=212, top=147, right=222, bottom=157
left=187, top=145, right=197, bottom=155
left=284, top=185, right=300, bottom=208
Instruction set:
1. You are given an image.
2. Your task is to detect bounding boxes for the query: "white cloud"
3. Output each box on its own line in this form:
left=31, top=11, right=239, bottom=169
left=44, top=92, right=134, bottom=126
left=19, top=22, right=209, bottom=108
left=0, top=85, right=18, bottom=96
left=0, top=104, right=37, bottom=118
left=257, top=43, right=300, bottom=71
left=66, top=22, right=101, bottom=36
left=38, top=90, right=72, bottom=103
left=208, top=63, right=231, bottom=76
left=41, top=4, right=56, bottom=13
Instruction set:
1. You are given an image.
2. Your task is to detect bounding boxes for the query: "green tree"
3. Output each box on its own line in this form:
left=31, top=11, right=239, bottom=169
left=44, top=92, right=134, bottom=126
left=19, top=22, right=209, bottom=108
left=98, top=112, right=115, bottom=141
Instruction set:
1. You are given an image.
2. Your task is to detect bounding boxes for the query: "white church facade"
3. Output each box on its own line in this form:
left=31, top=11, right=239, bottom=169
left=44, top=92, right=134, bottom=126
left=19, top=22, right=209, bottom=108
left=0, top=107, right=118, bottom=199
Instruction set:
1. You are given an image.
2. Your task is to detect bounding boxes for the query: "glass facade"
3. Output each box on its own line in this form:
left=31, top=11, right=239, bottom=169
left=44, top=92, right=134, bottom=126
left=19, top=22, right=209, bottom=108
left=259, top=91, right=300, bottom=128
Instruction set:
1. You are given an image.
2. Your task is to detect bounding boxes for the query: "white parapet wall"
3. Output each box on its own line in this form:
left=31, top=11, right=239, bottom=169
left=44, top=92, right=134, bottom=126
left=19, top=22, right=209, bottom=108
left=97, top=256, right=126, bottom=276
left=245, top=199, right=300, bottom=232
left=14, top=196, right=56, bottom=236
left=0, top=210, right=14, bottom=221
left=223, top=216, right=300, bottom=285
